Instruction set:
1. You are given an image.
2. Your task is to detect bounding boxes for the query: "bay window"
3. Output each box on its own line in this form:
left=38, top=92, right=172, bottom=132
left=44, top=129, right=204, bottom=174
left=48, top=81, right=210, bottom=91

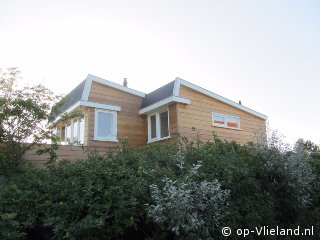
left=64, top=118, right=85, bottom=144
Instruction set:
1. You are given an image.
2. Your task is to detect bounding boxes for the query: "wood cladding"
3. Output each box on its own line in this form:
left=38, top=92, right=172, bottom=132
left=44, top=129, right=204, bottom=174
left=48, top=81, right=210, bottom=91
left=22, top=144, right=119, bottom=166
left=87, top=81, right=147, bottom=148
left=178, top=86, right=266, bottom=144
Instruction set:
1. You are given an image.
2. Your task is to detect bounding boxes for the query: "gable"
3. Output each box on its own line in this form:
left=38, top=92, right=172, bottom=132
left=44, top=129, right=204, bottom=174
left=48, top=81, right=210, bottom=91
left=179, top=85, right=265, bottom=121
left=175, top=78, right=267, bottom=120
left=178, top=85, right=266, bottom=144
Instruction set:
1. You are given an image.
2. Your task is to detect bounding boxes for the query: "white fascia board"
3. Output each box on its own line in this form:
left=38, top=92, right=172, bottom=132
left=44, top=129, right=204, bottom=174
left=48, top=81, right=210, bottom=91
left=178, top=78, right=268, bottom=120
left=139, top=96, right=190, bottom=115
left=48, top=101, right=121, bottom=128
left=79, top=101, right=121, bottom=111
left=87, top=74, right=146, bottom=98
left=81, top=78, right=93, bottom=101
left=48, top=101, right=81, bottom=128
left=173, top=78, right=181, bottom=96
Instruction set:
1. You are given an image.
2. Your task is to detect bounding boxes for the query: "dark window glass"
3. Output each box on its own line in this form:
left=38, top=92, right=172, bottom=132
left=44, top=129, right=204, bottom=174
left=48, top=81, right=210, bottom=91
left=150, top=115, right=157, bottom=139
left=160, top=111, right=169, bottom=138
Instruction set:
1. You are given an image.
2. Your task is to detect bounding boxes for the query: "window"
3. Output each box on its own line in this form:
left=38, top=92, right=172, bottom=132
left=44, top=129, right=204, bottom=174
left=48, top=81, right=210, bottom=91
left=63, top=118, right=85, bottom=145
left=79, top=118, right=85, bottom=144
left=72, top=119, right=78, bottom=141
left=60, top=126, right=66, bottom=142
left=150, top=115, right=157, bottom=139
left=65, top=123, right=72, bottom=143
left=94, top=109, right=117, bottom=141
left=212, top=112, right=240, bottom=129
left=148, top=109, right=170, bottom=142
left=160, top=111, right=169, bottom=138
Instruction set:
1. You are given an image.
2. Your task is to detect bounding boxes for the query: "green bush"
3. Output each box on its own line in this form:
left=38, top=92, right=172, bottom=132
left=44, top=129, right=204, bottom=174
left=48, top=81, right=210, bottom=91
left=147, top=163, right=230, bottom=240
left=0, top=135, right=319, bottom=239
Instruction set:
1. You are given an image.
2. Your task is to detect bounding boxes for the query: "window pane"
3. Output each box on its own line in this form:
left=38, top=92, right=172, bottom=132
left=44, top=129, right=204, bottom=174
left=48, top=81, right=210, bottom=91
left=60, top=127, right=65, bottom=142
left=150, top=115, right=157, bottom=139
left=73, top=120, right=78, bottom=141
left=79, top=118, right=85, bottom=144
left=226, top=116, right=239, bottom=128
left=213, top=115, right=225, bottom=125
left=97, top=112, right=113, bottom=138
left=66, top=124, right=72, bottom=143
left=160, top=111, right=169, bottom=138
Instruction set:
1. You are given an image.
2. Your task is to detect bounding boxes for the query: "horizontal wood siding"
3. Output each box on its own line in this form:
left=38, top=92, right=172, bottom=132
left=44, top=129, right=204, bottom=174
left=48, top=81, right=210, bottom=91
left=178, top=86, right=266, bottom=144
left=169, top=103, right=179, bottom=138
left=21, top=144, right=119, bottom=166
left=88, top=81, right=147, bottom=148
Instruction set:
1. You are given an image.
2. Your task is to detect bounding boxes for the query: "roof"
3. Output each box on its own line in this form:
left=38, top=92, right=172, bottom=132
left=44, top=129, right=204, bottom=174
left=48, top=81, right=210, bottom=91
left=50, top=74, right=267, bottom=123
left=50, top=80, right=86, bottom=119
left=50, top=74, right=146, bottom=121
left=141, top=81, right=175, bottom=108
left=139, top=78, right=267, bottom=119
left=174, top=78, right=267, bottom=120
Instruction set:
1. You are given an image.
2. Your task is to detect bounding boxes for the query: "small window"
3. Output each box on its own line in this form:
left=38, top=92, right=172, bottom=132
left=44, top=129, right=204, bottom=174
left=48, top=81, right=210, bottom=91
left=148, top=109, right=170, bottom=142
left=94, top=109, right=117, bottom=141
left=65, top=123, right=72, bottom=143
left=150, top=114, right=157, bottom=139
left=160, top=111, right=169, bottom=138
left=212, top=113, right=240, bottom=129
left=213, top=115, right=225, bottom=126
left=79, top=118, right=85, bottom=144
left=60, top=126, right=66, bottom=142
left=62, top=117, right=85, bottom=145
left=72, top=119, right=78, bottom=141
left=226, top=116, right=239, bottom=128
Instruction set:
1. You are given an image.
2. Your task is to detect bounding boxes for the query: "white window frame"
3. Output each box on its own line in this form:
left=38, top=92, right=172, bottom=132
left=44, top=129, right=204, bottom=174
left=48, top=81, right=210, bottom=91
left=65, top=123, right=73, bottom=144
left=94, top=108, right=118, bottom=142
left=212, top=112, right=241, bottom=130
left=147, top=108, right=170, bottom=143
left=63, top=117, right=86, bottom=145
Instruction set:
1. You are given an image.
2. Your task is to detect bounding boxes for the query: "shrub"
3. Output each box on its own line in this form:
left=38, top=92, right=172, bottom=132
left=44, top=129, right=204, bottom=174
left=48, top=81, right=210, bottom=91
left=147, top=163, right=229, bottom=240
left=0, top=133, right=319, bottom=239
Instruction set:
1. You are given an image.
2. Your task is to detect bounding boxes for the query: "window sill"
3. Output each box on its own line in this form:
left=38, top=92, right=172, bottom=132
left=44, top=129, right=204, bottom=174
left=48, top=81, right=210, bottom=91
left=93, top=138, right=119, bottom=142
left=212, top=124, right=242, bottom=131
left=148, top=136, right=171, bottom=143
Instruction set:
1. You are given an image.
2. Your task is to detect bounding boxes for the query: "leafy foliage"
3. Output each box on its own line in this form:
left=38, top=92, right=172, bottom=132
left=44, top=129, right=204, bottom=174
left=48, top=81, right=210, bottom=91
left=147, top=163, right=229, bottom=239
left=0, top=67, right=61, bottom=172
left=0, top=133, right=319, bottom=239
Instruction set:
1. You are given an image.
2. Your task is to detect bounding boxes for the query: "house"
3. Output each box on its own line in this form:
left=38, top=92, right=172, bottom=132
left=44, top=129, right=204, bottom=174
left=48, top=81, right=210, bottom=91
left=50, top=74, right=267, bottom=150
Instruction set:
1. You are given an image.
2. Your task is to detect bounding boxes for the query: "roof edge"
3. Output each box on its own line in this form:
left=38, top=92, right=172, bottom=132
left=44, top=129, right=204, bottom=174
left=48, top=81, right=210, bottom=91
left=48, top=100, right=122, bottom=128
left=139, top=96, right=190, bottom=115
left=87, top=74, right=146, bottom=98
left=176, top=77, right=268, bottom=120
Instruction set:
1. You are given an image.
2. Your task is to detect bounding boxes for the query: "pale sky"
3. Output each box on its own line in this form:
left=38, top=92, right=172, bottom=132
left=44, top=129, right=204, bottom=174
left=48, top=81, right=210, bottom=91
left=1, top=0, right=319, bottom=145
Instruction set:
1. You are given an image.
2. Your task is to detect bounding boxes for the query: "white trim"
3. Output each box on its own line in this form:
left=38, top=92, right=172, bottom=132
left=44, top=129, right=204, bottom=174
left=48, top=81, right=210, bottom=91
left=81, top=78, right=93, bottom=101
left=79, top=101, right=121, bottom=111
left=173, top=78, right=181, bottom=96
left=49, top=101, right=121, bottom=128
left=148, top=136, right=171, bottom=143
left=175, top=77, right=267, bottom=120
left=139, top=96, right=190, bottom=115
left=148, top=113, right=157, bottom=141
left=87, top=74, right=145, bottom=98
left=60, top=117, right=86, bottom=145
left=49, top=101, right=81, bottom=127
left=212, top=112, right=241, bottom=130
left=94, top=109, right=118, bottom=142
left=147, top=108, right=171, bottom=143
